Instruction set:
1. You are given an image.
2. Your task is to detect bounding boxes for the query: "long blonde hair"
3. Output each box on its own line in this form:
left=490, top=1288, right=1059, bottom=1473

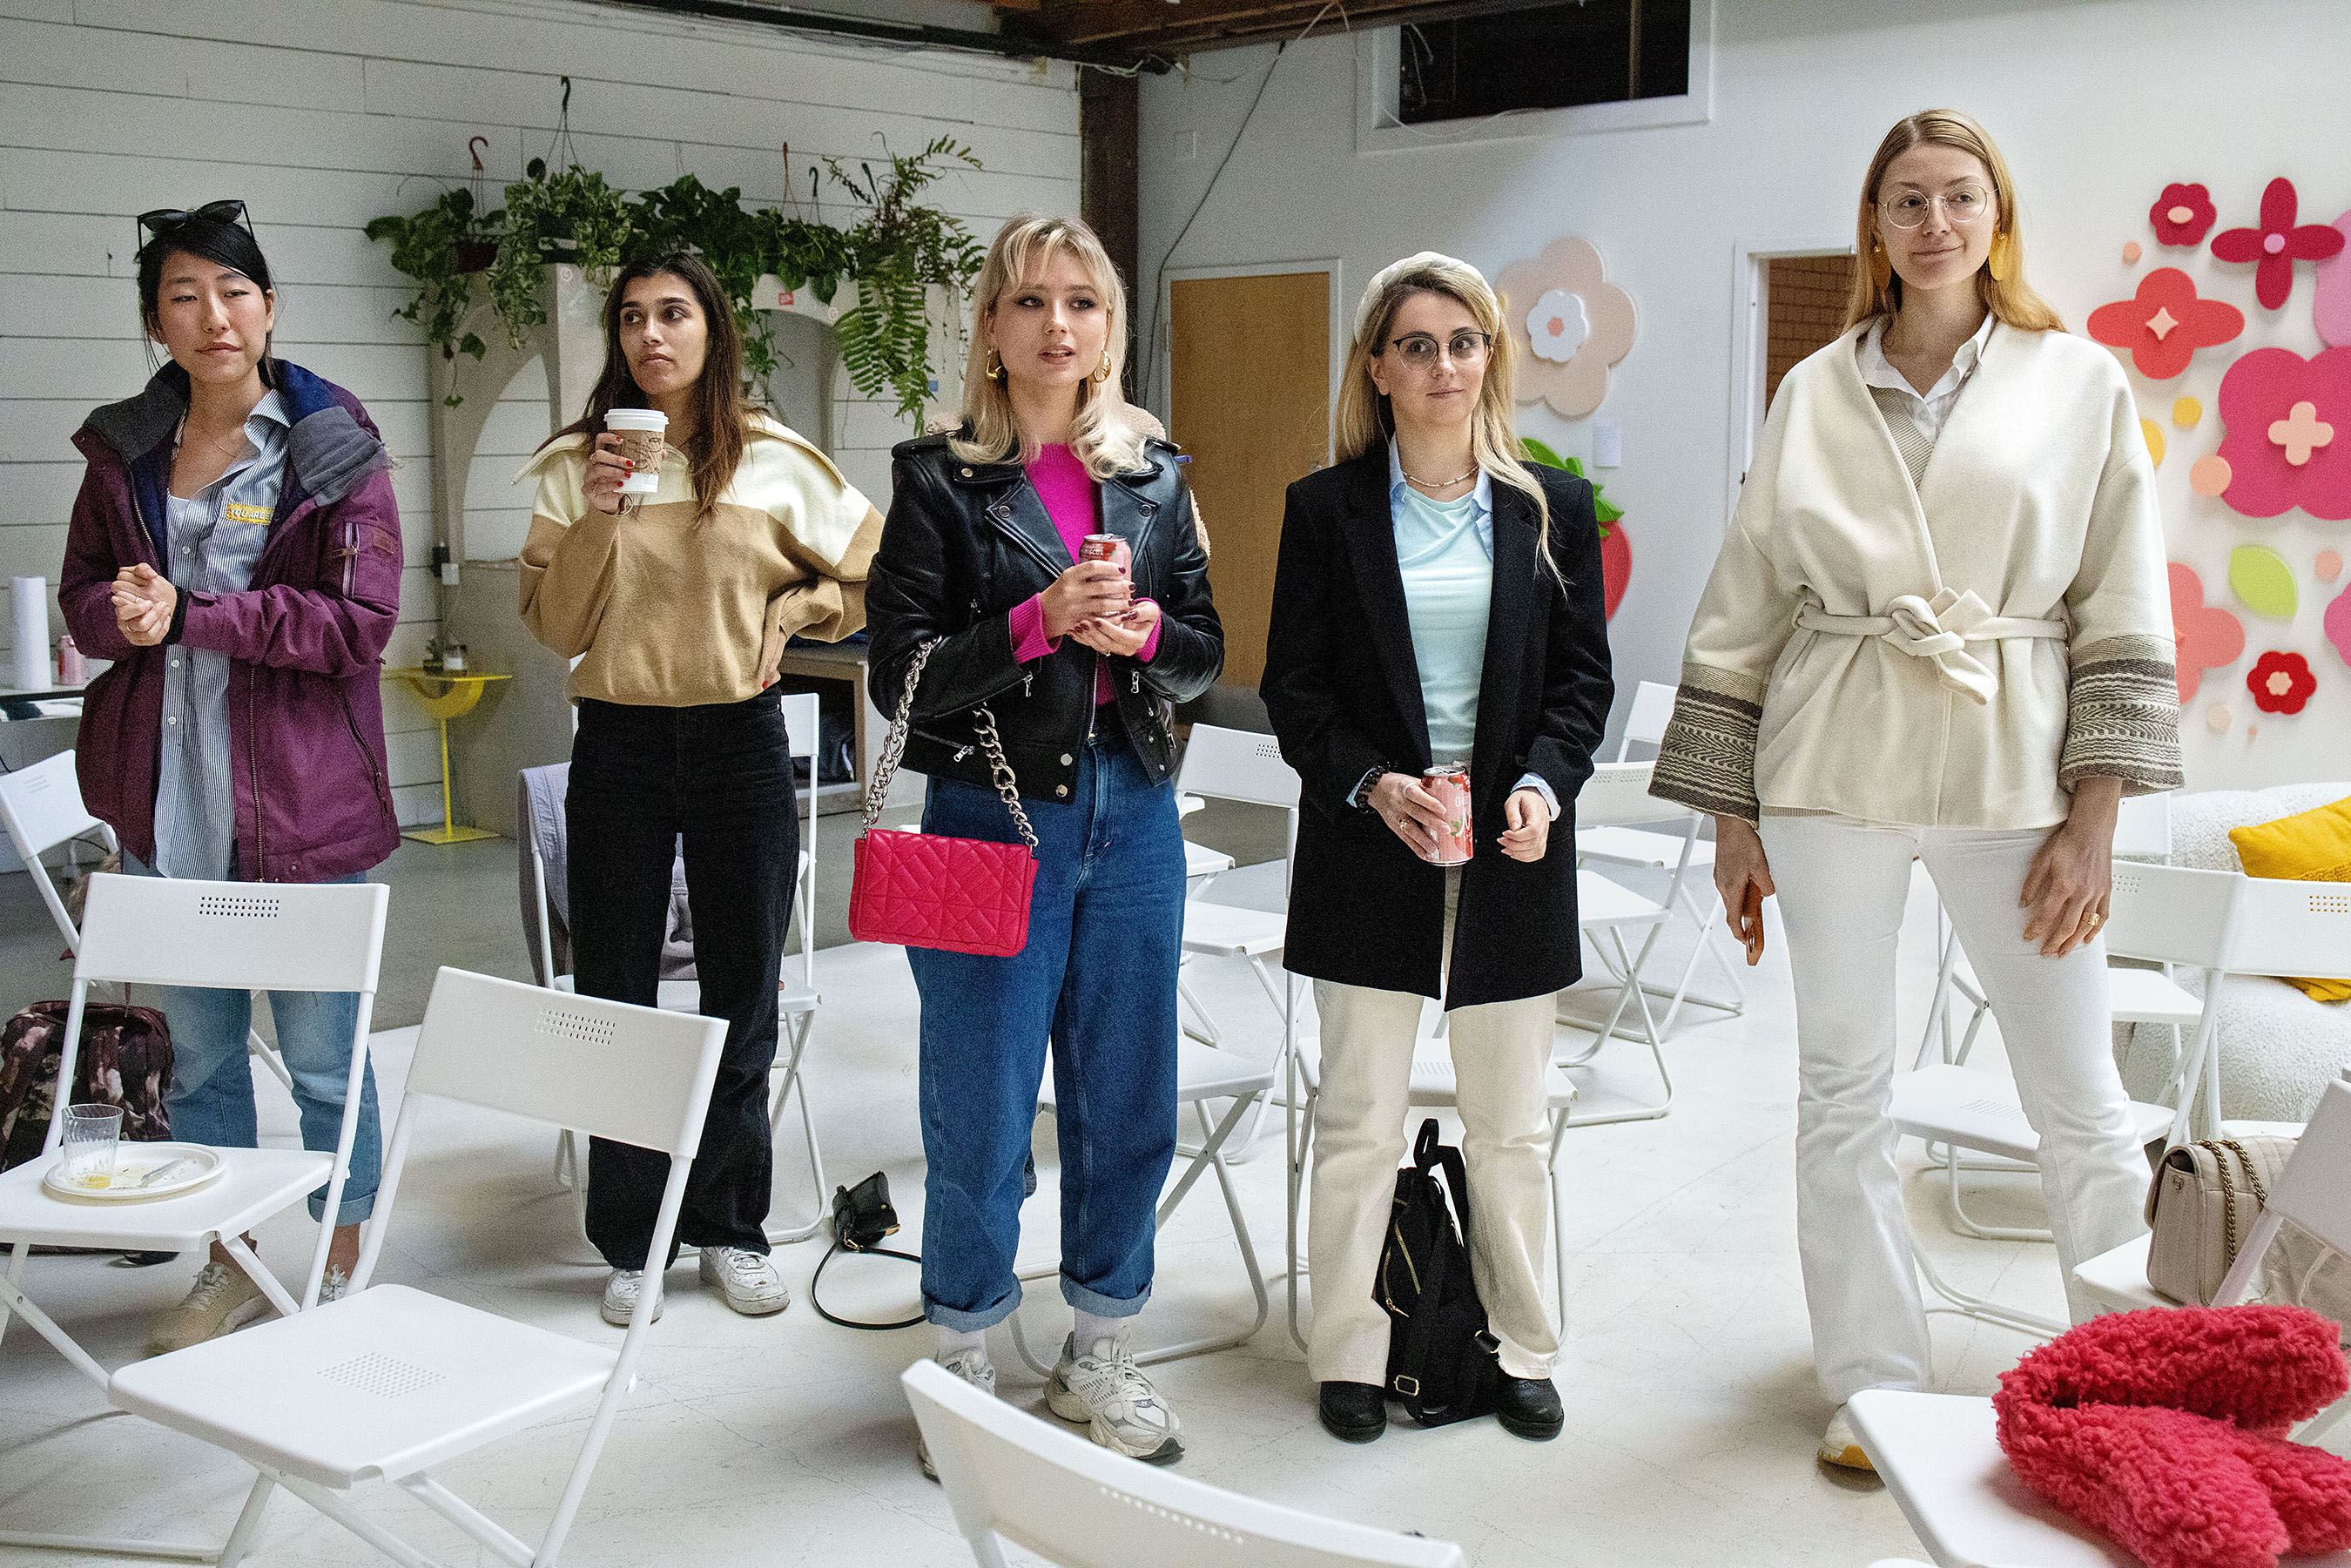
left=1845, top=109, right=2065, bottom=333
left=1337, top=254, right=1553, bottom=553
left=952, top=215, right=1151, bottom=478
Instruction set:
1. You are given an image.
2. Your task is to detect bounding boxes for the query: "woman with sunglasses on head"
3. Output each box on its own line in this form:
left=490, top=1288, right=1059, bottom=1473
left=62, top=201, right=401, bottom=1351
left=1263, top=253, right=1613, bottom=1445
left=519, top=251, right=881, bottom=1329
left=866, top=214, right=1221, bottom=1473
left=1651, top=111, right=2179, bottom=1469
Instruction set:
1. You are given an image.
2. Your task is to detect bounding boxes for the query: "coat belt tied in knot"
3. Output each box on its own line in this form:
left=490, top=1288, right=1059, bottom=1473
left=1794, top=588, right=2066, bottom=705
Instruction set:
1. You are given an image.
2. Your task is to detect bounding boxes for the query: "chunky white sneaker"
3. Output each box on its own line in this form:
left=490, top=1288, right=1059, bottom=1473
left=1819, top=1404, right=1874, bottom=1471
left=600, top=1269, right=663, bottom=1328
left=147, top=1261, right=267, bottom=1356
left=697, top=1246, right=791, bottom=1316
left=918, top=1348, right=999, bottom=1482
left=1045, top=1328, right=1183, bottom=1464
left=317, top=1266, right=353, bottom=1305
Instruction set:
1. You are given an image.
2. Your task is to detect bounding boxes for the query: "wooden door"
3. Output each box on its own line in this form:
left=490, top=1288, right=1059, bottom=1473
left=1169, top=271, right=1330, bottom=689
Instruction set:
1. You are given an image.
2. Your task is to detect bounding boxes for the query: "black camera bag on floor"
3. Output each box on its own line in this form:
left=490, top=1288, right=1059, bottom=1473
left=1377, top=1118, right=1502, bottom=1427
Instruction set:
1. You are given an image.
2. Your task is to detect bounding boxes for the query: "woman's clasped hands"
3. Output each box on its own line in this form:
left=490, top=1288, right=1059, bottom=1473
left=1040, top=557, right=1159, bottom=656
left=111, top=562, right=177, bottom=647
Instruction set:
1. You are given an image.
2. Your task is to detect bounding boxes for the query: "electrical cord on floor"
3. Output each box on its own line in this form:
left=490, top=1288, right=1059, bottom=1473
left=809, top=1170, right=926, bottom=1330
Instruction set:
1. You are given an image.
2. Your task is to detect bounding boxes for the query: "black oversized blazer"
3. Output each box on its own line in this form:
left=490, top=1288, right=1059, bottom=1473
left=1262, top=449, right=1613, bottom=1009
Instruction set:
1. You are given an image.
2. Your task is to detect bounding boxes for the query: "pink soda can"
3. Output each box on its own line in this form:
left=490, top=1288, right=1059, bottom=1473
left=1078, top=534, right=1131, bottom=577
left=1419, top=764, right=1473, bottom=865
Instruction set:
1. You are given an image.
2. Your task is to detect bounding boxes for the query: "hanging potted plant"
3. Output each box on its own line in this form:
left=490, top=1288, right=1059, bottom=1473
left=361, top=186, right=501, bottom=364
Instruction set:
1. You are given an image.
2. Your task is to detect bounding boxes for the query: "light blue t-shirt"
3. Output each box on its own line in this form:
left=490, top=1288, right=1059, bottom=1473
left=1393, top=483, right=1492, bottom=765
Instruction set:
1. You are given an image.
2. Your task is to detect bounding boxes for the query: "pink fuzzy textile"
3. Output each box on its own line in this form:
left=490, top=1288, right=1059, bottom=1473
left=1993, top=1306, right=2351, bottom=1568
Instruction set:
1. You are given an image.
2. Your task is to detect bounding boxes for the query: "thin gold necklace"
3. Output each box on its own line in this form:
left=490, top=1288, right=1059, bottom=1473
left=1402, top=463, right=1478, bottom=493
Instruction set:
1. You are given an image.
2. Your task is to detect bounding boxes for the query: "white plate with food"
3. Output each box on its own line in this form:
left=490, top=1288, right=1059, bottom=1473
left=42, top=1142, right=226, bottom=1202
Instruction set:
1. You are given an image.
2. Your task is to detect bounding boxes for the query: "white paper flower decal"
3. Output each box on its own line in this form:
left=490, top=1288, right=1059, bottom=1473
left=1496, top=238, right=1636, bottom=419
left=1527, top=290, right=1588, bottom=363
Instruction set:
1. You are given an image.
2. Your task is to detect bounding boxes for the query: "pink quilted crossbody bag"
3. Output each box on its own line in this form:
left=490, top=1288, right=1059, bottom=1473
left=848, top=639, right=1039, bottom=958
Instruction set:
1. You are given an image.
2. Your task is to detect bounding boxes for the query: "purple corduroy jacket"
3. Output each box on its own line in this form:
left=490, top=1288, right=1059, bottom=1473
left=61, top=360, right=403, bottom=883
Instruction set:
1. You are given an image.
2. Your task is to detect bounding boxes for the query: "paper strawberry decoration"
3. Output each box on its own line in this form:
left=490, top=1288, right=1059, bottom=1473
left=1523, top=439, right=1629, bottom=619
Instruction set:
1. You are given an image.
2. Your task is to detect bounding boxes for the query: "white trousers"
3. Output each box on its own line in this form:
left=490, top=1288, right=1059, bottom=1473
left=1306, top=870, right=1559, bottom=1384
left=1760, top=815, right=2151, bottom=1403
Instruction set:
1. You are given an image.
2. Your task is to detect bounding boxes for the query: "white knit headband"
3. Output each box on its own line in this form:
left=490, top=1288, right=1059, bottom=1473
left=1354, top=251, right=1485, bottom=340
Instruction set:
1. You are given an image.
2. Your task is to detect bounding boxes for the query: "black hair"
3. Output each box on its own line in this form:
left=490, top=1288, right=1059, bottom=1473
left=136, top=216, right=278, bottom=383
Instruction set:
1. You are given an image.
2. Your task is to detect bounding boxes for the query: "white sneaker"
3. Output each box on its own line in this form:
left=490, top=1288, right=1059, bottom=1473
left=317, top=1266, right=353, bottom=1305
left=1045, top=1328, right=1183, bottom=1464
left=1819, top=1404, right=1874, bottom=1471
left=147, top=1261, right=268, bottom=1356
left=698, top=1246, right=791, bottom=1316
left=600, top=1269, right=663, bottom=1328
left=918, top=1348, right=999, bottom=1482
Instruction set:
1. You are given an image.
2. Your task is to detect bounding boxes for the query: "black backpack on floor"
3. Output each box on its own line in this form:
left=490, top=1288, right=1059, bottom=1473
left=1377, top=1118, right=1502, bottom=1427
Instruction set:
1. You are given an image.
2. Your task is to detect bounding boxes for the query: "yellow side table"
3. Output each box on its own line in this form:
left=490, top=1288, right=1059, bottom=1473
left=382, top=668, right=511, bottom=844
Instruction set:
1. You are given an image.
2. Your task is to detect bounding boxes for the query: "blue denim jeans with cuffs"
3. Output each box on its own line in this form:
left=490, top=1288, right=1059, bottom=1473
left=909, top=728, right=1184, bottom=1331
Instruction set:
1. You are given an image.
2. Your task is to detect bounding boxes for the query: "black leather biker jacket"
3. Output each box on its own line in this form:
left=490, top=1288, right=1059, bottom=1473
left=866, top=430, right=1224, bottom=802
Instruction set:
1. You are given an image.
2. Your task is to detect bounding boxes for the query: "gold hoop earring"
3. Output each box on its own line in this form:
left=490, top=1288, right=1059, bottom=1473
left=1090, top=350, right=1113, bottom=385
left=984, top=348, right=1005, bottom=383
left=1868, top=237, right=1893, bottom=292
left=1985, top=231, right=2014, bottom=283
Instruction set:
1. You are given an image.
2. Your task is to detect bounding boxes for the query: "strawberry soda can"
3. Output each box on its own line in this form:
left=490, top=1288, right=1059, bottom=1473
left=1078, top=534, right=1131, bottom=577
left=1419, top=764, right=1473, bottom=865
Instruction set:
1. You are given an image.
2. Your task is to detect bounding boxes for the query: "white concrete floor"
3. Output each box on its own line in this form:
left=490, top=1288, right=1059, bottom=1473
left=0, top=852, right=2287, bottom=1567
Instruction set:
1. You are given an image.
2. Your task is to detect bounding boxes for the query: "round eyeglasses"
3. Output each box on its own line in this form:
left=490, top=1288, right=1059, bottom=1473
left=1879, top=185, right=1991, bottom=230
left=1379, top=330, right=1491, bottom=368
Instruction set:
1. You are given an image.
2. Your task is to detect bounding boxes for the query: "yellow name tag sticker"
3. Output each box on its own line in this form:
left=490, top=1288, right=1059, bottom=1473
left=224, top=502, right=274, bottom=527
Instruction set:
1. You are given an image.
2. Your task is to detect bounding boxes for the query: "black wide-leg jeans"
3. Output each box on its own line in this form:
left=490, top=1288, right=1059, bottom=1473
left=569, top=691, right=798, bottom=1270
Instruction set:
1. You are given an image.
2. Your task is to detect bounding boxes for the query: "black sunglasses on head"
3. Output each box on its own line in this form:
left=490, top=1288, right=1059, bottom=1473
left=135, top=200, right=253, bottom=247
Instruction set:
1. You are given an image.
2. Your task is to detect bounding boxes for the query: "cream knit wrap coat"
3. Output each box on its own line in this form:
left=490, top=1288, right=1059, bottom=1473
left=1652, top=320, right=2181, bottom=829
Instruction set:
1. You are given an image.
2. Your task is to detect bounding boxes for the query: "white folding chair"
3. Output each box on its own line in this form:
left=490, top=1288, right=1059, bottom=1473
left=1173, top=725, right=1303, bottom=1154
left=1857, top=1082, right=2351, bottom=1568
left=904, top=1358, right=1469, bottom=1568
left=1553, top=763, right=1675, bottom=1122
left=1893, top=855, right=2213, bottom=1263
left=1573, top=680, right=1747, bottom=1033
left=0, top=750, right=293, bottom=1092
left=1008, top=1040, right=1275, bottom=1374
left=100, top=970, right=726, bottom=1568
left=0, top=874, right=387, bottom=1564
left=536, top=690, right=830, bottom=1244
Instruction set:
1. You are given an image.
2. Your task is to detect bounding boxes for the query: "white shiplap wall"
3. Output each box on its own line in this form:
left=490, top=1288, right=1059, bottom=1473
left=0, top=0, right=1079, bottom=822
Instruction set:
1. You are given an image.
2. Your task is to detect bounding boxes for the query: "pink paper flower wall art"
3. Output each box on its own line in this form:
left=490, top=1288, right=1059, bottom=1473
left=1493, top=239, right=1635, bottom=421
left=2169, top=562, right=2247, bottom=702
left=2151, top=183, right=2217, bottom=246
left=2215, top=347, right=2351, bottom=520
left=2211, top=178, right=2345, bottom=310
left=2316, top=209, right=2351, bottom=349
left=2087, top=269, right=2242, bottom=379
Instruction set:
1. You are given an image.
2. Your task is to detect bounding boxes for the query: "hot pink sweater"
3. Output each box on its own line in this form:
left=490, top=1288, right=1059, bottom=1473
left=1006, top=444, right=1162, bottom=703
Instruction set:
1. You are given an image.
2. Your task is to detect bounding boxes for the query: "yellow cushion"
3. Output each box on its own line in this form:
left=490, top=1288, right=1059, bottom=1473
left=2229, top=795, right=2351, bottom=1001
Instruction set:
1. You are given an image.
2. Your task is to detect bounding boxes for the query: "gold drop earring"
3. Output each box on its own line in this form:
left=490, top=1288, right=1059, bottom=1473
left=1090, top=349, right=1113, bottom=385
left=1985, top=230, right=2014, bottom=283
left=985, top=347, right=1005, bottom=384
left=1869, top=237, right=1893, bottom=291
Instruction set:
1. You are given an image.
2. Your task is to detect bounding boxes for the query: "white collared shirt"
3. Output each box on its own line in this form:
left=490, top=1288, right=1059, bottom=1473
left=1856, top=311, right=1996, bottom=441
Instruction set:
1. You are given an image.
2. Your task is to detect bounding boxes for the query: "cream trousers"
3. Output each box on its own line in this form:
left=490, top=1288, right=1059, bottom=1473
left=1306, top=869, right=1560, bottom=1385
left=1760, top=815, right=2151, bottom=1404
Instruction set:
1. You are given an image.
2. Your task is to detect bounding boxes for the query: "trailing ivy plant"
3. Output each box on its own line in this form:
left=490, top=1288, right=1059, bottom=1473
left=367, top=139, right=986, bottom=418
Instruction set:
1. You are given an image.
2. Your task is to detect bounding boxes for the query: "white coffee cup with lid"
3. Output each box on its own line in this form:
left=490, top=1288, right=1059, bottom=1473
left=604, top=408, right=667, bottom=495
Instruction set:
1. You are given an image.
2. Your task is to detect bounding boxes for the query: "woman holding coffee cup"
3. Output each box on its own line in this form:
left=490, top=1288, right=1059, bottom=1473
left=60, top=200, right=401, bottom=1351
left=1261, top=252, right=1613, bottom=1445
left=519, top=250, right=883, bottom=1328
left=866, top=214, right=1222, bottom=1473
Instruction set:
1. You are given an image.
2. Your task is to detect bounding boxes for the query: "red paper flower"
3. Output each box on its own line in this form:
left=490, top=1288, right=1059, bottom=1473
left=2151, top=183, right=2217, bottom=246
left=2215, top=347, right=2351, bottom=521
left=2212, top=178, right=2347, bottom=309
left=2247, top=650, right=2316, bottom=714
left=2170, top=563, right=2246, bottom=702
left=2088, top=268, right=2243, bottom=380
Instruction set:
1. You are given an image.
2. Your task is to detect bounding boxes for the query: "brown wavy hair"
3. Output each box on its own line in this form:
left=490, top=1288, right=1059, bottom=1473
left=1844, top=109, right=2065, bottom=333
left=548, top=250, right=756, bottom=521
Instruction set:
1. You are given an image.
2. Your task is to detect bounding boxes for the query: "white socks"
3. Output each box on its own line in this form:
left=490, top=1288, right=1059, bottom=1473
left=935, top=1324, right=987, bottom=1363
left=1074, top=1308, right=1126, bottom=1357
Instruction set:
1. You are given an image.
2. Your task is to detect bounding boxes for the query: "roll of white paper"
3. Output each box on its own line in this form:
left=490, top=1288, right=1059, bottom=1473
left=10, top=577, right=48, bottom=692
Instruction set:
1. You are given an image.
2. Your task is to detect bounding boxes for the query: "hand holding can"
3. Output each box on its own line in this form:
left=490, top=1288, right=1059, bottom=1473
left=1418, top=764, right=1474, bottom=865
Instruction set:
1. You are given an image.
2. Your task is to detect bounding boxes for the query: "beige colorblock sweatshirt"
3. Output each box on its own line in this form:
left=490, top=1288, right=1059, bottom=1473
left=1652, top=320, right=2182, bottom=830
left=519, top=414, right=884, bottom=706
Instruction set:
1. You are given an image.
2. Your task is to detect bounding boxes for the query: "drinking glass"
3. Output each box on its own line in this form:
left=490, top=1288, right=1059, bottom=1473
left=59, top=1103, right=123, bottom=1190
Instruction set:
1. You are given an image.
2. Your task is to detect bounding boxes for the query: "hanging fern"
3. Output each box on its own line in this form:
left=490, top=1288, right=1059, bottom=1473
left=367, top=138, right=987, bottom=419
